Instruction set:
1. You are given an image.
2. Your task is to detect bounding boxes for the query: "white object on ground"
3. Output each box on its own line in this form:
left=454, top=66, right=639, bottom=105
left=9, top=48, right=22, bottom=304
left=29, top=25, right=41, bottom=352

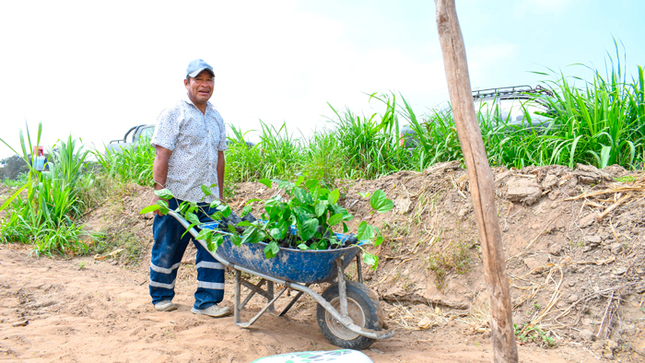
left=251, top=349, right=374, bottom=363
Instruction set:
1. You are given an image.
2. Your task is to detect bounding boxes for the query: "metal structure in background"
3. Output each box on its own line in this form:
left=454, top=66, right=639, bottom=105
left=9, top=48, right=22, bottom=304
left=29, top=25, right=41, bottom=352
left=106, top=124, right=154, bottom=153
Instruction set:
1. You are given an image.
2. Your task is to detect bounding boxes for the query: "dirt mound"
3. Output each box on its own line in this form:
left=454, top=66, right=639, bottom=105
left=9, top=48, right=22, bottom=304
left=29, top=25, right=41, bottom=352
left=83, top=183, right=155, bottom=269
left=230, top=162, right=645, bottom=359
left=53, top=164, right=645, bottom=360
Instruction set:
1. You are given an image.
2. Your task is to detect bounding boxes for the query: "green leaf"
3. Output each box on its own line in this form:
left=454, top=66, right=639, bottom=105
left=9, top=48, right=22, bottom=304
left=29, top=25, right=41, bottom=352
left=275, top=179, right=294, bottom=190
left=304, top=179, right=319, bottom=190
left=179, top=201, right=191, bottom=214
left=329, top=189, right=340, bottom=205
left=270, top=227, right=284, bottom=240
left=297, top=243, right=309, bottom=250
left=263, top=241, right=280, bottom=258
left=300, top=218, right=319, bottom=241
left=237, top=220, right=253, bottom=227
left=317, top=239, right=327, bottom=250
left=363, top=253, right=379, bottom=270
left=293, top=187, right=312, bottom=204
left=241, top=205, right=253, bottom=217
left=155, top=188, right=174, bottom=200
left=156, top=199, right=169, bottom=214
left=195, top=228, right=212, bottom=241
left=342, top=222, right=349, bottom=233
left=211, top=211, right=224, bottom=221
left=375, top=235, right=384, bottom=246
left=295, top=175, right=305, bottom=187
left=140, top=204, right=160, bottom=214
left=205, top=233, right=214, bottom=252
left=185, top=211, right=201, bottom=226
left=201, top=185, right=212, bottom=197
left=228, top=224, right=236, bottom=233
left=230, top=235, right=241, bottom=246
left=265, top=199, right=283, bottom=218
left=181, top=223, right=198, bottom=239
left=357, top=221, right=375, bottom=241
left=370, top=189, right=394, bottom=213
left=328, top=213, right=343, bottom=226
left=220, top=205, right=232, bottom=218
left=214, top=234, right=224, bottom=247
left=258, top=178, right=272, bottom=189
left=241, top=227, right=259, bottom=244
left=291, top=206, right=311, bottom=224
left=0, top=182, right=29, bottom=214
left=312, top=186, right=329, bottom=200
left=314, top=202, right=327, bottom=217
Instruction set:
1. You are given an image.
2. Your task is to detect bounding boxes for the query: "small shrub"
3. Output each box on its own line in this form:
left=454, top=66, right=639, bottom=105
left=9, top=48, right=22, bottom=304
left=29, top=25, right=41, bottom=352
left=426, top=241, right=471, bottom=291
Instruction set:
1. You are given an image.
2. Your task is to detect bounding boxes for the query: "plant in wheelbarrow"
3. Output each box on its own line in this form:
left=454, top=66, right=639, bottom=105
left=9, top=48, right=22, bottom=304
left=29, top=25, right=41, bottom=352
left=141, top=176, right=394, bottom=349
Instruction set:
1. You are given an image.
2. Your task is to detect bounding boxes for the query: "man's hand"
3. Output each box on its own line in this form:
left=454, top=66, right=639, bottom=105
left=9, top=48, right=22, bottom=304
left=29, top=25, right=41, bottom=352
left=151, top=193, right=163, bottom=216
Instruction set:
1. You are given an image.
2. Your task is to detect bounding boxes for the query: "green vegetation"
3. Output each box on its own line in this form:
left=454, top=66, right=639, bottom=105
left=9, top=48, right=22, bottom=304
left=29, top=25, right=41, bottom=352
left=426, top=241, right=471, bottom=291
left=94, top=136, right=155, bottom=187
left=1, top=46, right=642, bottom=259
left=142, top=177, right=394, bottom=269
left=0, top=125, right=93, bottom=256
left=515, top=324, right=556, bottom=347
left=225, top=46, right=643, bottom=181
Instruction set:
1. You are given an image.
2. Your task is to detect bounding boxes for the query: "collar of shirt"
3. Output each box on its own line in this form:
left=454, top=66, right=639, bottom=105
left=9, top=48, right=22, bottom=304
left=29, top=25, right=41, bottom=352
left=183, top=94, right=214, bottom=114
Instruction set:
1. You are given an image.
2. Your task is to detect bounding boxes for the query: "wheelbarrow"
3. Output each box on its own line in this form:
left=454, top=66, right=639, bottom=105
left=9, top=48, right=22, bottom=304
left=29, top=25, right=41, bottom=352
left=168, top=210, right=393, bottom=349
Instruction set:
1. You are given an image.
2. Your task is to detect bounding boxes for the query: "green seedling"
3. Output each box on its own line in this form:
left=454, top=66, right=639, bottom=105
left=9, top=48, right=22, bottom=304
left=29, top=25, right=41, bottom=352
left=141, top=176, right=393, bottom=270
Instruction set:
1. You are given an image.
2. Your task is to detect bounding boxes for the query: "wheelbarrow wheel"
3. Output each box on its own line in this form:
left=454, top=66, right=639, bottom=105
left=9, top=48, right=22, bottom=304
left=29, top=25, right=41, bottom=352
left=316, top=281, right=384, bottom=350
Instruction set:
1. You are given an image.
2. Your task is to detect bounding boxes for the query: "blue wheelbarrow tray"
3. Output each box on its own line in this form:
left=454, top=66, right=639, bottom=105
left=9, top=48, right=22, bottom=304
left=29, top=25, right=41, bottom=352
left=217, top=235, right=360, bottom=284
left=200, top=219, right=361, bottom=284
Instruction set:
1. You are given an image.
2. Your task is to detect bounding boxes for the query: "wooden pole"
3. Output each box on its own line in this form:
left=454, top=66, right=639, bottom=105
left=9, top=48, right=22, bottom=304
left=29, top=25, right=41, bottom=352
left=434, top=1, right=518, bottom=362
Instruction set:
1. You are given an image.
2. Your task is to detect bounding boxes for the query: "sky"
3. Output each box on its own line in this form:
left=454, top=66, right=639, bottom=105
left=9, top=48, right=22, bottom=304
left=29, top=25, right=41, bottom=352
left=1, top=0, right=644, bottom=160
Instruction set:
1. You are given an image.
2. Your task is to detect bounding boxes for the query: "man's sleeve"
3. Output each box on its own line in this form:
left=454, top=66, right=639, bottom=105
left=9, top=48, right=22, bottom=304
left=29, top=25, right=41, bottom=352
left=216, top=111, right=227, bottom=151
left=151, top=106, right=180, bottom=151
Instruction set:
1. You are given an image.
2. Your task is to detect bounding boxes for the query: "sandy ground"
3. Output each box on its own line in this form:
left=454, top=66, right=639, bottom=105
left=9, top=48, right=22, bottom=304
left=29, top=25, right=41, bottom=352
left=0, top=245, right=602, bottom=363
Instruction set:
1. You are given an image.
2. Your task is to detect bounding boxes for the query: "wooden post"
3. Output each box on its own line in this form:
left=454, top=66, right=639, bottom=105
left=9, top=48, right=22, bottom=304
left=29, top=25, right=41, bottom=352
left=434, top=1, right=518, bottom=362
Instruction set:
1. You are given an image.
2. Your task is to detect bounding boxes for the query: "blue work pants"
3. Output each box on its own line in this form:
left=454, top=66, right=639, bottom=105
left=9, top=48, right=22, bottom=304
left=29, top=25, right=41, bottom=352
left=149, top=198, right=224, bottom=309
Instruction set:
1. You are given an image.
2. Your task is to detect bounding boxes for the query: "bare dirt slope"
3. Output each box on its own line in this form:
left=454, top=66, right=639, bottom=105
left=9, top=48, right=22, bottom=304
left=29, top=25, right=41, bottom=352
left=1, top=163, right=644, bottom=362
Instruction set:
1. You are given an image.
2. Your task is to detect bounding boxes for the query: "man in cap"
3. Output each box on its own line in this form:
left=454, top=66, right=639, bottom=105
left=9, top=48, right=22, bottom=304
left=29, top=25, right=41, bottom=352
left=148, top=59, right=230, bottom=317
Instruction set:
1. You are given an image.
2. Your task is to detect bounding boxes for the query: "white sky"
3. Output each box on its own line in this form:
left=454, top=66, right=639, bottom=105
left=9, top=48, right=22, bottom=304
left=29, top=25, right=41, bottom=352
left=1, top=0, right=644, bottom=159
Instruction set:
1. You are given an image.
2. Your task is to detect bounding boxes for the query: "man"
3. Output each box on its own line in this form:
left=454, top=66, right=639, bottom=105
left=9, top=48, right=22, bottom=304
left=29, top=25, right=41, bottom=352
left=148, top=59, right=230, bottom=317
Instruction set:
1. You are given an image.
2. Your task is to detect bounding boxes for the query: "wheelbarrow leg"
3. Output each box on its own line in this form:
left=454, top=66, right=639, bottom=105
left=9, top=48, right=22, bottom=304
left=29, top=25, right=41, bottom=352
left=336, top=257, right=348, bottom=317
left=355, top=254, right=363, bottom=284
left=240, top=279, right=268, bottom=310
left=237, top=286, right=286, bottom=328
left=268, top=281, right=275, bottom=313
left=278, top=283, right=311, bottom=316
left=234, top=270, right=241, bottom=325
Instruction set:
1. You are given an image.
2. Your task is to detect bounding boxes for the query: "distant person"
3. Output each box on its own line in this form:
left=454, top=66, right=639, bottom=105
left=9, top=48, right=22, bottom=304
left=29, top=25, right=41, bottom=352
left=32, top=146, right=47, bottom=171
left=148, top=59, right=230, bottom=317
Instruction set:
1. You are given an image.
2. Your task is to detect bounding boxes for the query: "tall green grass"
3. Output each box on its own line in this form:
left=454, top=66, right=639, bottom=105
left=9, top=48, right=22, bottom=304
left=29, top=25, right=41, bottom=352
left=535, top=47, right=644, bottom=169
left=94, top=137, right=155, bottom=186
left=0, top=125, right=92, bottom=256
left=225, top=125, right=264, bottom=183
left=226, top=45, right=643, bottom=185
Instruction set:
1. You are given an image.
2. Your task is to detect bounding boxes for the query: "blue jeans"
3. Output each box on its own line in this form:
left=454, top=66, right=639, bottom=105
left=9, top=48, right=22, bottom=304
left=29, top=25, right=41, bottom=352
left=149, top=198, right=225, bottom=309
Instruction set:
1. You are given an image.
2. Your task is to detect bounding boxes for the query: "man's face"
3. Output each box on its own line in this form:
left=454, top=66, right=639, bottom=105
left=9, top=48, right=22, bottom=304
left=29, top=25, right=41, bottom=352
left=184, top=70, right=214, bottom=105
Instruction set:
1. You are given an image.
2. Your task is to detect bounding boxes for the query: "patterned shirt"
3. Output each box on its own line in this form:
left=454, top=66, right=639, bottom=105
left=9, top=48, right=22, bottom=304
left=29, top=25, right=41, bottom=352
left=151, top=95, right=227, bottom=203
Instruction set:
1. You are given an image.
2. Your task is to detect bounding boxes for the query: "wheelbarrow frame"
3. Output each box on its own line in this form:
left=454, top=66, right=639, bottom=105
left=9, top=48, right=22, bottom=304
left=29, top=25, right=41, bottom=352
left=168, top=210, right=393, bottom=342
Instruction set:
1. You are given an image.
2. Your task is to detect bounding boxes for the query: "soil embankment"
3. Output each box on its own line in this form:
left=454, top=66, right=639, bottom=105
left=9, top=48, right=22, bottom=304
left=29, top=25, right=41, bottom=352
left=1, top=163, right=644, bottom=361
